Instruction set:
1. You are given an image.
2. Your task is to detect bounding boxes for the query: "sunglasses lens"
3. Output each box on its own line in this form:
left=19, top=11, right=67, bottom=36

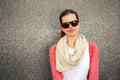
left=61, top=23, right=70, bottom=29
left=61, top=20, right=79, bottom=29
left=71, top=20, right=79, bottom=26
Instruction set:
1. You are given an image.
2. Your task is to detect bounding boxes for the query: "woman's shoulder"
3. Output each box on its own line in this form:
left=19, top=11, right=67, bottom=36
left=88, top=41, right=98, bottom=49
left=49, top=44, right=57, bottom=56
left=88, top=41, right=99, bottom=56
left=50, top=44, right=57, bottom=51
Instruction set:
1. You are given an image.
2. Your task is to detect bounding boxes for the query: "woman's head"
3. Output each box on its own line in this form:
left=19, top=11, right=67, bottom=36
left=59, top=9, right=79, bottom=24
left=59, top=9, right=80, bottom=37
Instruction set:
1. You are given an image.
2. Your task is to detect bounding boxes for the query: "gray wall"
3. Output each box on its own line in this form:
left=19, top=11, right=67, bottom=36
left=0, top=0, right=120, bottom=80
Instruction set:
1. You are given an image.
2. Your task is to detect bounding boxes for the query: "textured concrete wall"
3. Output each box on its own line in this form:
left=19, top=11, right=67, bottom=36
left=0, top=0, right=120, bottom=80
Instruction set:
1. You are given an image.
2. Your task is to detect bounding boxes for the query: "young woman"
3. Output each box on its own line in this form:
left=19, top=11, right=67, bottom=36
left=49, top=9, right=99, bottom=80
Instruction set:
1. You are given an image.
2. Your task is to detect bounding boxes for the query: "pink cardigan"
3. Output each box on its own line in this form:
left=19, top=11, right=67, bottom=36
left=49, top=41, right=99, bottom=80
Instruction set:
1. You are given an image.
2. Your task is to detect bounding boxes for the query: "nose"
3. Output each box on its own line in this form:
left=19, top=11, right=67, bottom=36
left=69, top=24, right=73, bottom=28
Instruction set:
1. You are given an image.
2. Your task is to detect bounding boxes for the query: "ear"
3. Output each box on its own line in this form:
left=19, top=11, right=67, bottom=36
left=78, top=21, right=80, bottom=27
left=78, top=21, right=80, bottom=25
left=59, top=26, right=63, bottom=31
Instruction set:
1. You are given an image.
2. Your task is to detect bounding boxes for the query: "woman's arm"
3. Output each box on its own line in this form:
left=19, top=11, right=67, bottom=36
left=88, top=42, right=99, bottom=80
left=49, top=44, right=62, bottom=80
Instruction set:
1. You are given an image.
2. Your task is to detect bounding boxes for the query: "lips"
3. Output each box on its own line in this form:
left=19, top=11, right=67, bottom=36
left=68, top=29, right=74, bottom=33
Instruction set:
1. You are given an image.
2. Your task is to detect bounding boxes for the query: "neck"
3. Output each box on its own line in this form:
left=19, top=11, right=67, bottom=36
left=66, top=34, right=79, bottom=48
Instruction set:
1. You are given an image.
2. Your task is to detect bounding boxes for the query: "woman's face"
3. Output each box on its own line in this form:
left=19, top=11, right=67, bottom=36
left=60, top=14, right=80, bottom=37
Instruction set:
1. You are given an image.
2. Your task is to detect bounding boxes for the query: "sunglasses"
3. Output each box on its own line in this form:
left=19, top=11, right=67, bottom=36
left=61, top=20, right=79, bottom=29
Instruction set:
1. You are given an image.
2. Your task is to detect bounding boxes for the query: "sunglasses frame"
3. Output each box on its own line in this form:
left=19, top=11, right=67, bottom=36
left=61, top=20, right=79, bottom=29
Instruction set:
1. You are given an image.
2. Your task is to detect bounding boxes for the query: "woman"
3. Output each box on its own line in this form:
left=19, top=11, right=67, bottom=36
left=49, top=9, right=99, bottom=80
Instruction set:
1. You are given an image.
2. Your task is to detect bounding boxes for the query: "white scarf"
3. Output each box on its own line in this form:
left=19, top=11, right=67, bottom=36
left=56, top=34, right=87, bottom=72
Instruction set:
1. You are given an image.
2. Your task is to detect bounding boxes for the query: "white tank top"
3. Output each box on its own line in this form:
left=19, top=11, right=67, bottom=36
left=62, top=43, right=90, bottom=80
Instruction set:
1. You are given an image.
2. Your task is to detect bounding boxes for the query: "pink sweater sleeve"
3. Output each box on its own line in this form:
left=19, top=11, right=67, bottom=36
left=88, top=42, right=99, bottom=80
left=49, top=44, right=62, bottom=80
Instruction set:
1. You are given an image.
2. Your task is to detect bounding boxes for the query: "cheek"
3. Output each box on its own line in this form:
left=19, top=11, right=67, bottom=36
left=62, top=29, right=69, bottom=34
left=75, top=26, right=80, bottom=30
left=63, top=29, right=67, bottom=33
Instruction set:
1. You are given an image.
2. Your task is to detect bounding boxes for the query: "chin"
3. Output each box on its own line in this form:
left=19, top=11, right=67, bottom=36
left=68, top=33, right=78, bottom=37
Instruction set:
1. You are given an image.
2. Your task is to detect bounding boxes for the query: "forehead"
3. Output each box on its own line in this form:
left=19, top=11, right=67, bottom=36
left=62, top=14, right=77, bottom=23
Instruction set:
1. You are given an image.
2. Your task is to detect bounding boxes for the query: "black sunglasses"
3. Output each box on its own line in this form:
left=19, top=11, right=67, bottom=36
left=61, top=20, right=79, bottom=29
